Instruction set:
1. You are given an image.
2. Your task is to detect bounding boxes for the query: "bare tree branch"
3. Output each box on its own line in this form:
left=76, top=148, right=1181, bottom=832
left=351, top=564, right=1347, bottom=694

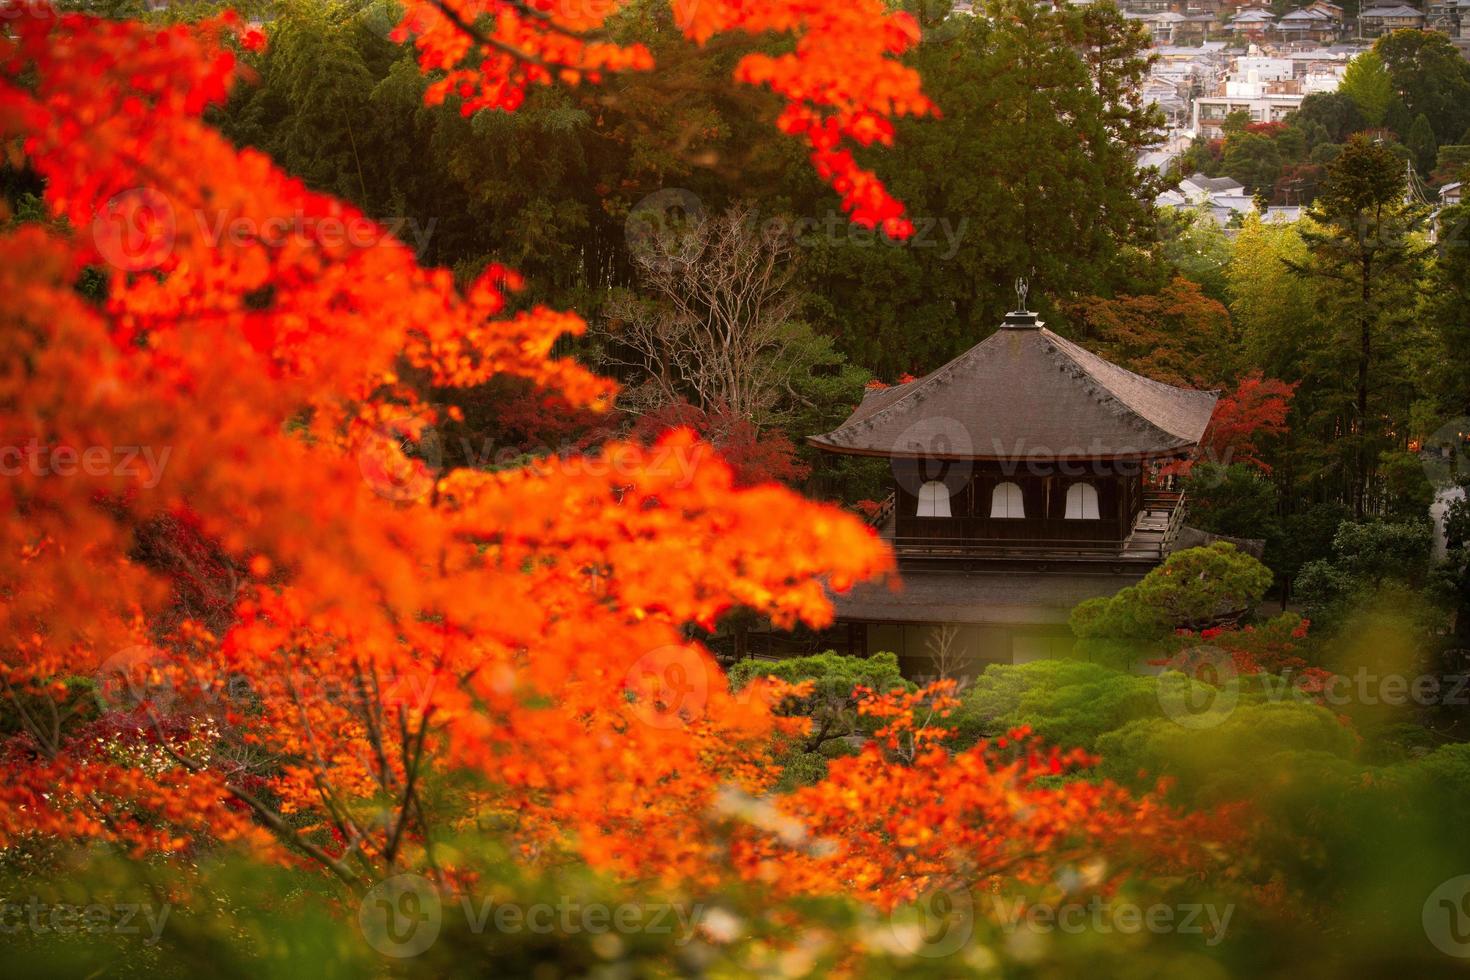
left=596, top=205, right=805, bottom=426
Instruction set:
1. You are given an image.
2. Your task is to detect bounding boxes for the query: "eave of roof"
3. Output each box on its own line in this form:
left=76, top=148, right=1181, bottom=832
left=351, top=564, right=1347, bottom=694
left=809, top=316, right=1220, bottom=461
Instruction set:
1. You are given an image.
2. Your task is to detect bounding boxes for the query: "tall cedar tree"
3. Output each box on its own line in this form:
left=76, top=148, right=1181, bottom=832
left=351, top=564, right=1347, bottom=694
left=1288, top=134, right=1427, bottom=517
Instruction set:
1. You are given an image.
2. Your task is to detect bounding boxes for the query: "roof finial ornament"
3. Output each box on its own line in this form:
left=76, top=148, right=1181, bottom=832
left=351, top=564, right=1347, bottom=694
left=1014, top=276, right=1030, bottom=314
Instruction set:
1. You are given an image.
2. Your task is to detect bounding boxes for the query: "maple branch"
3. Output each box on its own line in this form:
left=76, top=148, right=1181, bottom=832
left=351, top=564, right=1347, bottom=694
left=284, top=669, right=375, bottom=870
left=355, top=661, right=400, bottom=793
left=143, top=706, right=364, bottom=891
left=424, top=0, right=554, bottom=70
left=502, top=0, right=603, bottom=40
left=2, top=676, right=60, bottom=759
left=383, top=705, right=434, bottom=865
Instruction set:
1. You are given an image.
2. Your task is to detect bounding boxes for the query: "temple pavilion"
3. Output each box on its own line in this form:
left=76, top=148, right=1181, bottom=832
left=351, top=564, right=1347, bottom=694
left=809, top=300, right=1220, bottom=677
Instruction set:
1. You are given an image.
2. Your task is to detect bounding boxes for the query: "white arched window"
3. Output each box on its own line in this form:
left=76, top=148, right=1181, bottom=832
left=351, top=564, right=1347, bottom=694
left=1064, top=482, right=1101, bottom=520
left=990, top=482, right=1024, bottom=518
left=916, top=481, right=951, bottom=518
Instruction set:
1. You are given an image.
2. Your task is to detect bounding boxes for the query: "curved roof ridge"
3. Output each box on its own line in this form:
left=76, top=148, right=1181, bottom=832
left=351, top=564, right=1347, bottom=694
left=1041, top=328, right=1219, bottom=444
left=1033, top=331, right=1189, bottom=451
left=831, top=330, right=1006, bottom=436
left=808, top=316, right=1221, bottom=460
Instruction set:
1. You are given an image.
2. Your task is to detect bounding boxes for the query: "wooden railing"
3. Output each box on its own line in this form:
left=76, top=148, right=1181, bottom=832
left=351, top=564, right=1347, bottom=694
left=867, top=491, right=896, bottom=529
left=892, top=535, right=1136, bottom=557
left=1161, top=491, right=1188, bottom=550
left=887, top=493, right=1189, bottom=566
left=1143, top=488, right=1183, bottom=514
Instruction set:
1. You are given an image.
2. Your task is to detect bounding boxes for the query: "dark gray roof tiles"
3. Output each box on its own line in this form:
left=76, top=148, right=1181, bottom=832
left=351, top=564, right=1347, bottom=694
left=809, top=315, right=1219, bottom=460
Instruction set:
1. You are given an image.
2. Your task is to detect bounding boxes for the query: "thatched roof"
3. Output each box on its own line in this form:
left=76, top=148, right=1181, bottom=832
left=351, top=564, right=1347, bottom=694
left=809, top=312, right=1219, bottom=461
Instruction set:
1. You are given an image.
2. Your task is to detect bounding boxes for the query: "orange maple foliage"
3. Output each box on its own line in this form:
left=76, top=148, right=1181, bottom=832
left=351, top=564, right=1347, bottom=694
left=0, top=3, right=1227, bottom=916
left=392, top=0, right=933, bottom=234
left=734, top=685, right=1236, bottom=908
left=1200, top=371, right=1297, bottom=473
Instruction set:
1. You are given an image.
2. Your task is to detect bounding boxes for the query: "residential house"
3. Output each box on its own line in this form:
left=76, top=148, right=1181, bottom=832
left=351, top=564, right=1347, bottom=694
left=1228, top=7, right=1277, bottom=37
left=1157, top=174, right=1260, bottom=227
left=1193, top=84, right=1310, bottom=136
left=1428, top=0, right=1469, bottom=40
left=1177, top=173, right=1247, bottom=200
left=1263, top=205, right=1305, bottom=223
left=1235, top=56, right=1295, bottom=80
left=1358, top=4, right=1426, bottom=37
left=1277, top=6, right=1344, bottom=41
left=1124, top=0, right=1175, bottom=12
left=1136, top=10, right=1189, bottom=41
left=1171, top=14, right=1220, bottom=40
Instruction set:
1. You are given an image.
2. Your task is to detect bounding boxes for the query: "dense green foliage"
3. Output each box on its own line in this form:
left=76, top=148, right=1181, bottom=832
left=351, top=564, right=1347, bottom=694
left=218, top=0, right=1169, bottom=381
left=1071, top=543, right=1274, bottom=641
left=949, top=659, right=1168, bottom=751
left=730, top=651, right=910, bottom=787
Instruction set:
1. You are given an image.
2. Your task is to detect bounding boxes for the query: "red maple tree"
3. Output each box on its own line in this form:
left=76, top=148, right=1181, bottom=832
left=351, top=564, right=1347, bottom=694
left=0, top=1, right=1229, bottom=926
left=1202, top=371, right=1297, bottom=473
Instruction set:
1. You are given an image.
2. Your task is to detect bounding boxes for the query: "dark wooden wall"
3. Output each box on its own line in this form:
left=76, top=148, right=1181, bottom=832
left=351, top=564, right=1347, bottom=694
left=891, top=459, right=1144, bottom=544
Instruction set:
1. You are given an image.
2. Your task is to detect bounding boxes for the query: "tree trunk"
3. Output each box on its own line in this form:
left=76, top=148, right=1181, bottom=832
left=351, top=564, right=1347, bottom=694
left=1354, top=251, right=1372, bottom=519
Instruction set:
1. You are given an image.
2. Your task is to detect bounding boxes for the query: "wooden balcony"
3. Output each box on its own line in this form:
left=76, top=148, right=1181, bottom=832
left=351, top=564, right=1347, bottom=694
left=868, top=490, right=1187, bottom=572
